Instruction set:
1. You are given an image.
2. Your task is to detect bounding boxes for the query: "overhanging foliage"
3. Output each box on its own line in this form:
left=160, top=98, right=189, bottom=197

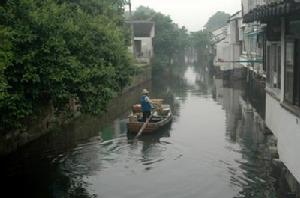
left=0, top=0, right=133, bottom=132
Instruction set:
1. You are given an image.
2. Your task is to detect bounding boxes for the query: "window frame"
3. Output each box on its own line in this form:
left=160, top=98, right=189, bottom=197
left=266, top=41, right=281, bottom=91
left=284, top=39, right=295, bottom=104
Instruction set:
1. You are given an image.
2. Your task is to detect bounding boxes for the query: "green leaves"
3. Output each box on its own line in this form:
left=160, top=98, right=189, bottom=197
left=0, top=26, right=12, bottom=97
left=0, top=0, right=133, bottom=132
left=205, top=11, right=230, bottom=32
left=190, top=30, right=211, bottom=48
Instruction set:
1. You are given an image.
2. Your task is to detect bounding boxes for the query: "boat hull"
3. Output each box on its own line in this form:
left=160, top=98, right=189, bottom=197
left=127, top=113, right=172, bottom=134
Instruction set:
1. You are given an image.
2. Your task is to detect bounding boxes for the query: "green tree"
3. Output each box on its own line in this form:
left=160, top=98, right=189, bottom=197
left=205, top=11, right=230, bottom=32
left=0, top=0, right=133, bottom=132
left=189, top=30, right=212, bottom=64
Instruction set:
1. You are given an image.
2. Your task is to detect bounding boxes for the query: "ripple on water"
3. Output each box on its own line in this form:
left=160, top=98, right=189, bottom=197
left=58, top=134, right=184, bottom=179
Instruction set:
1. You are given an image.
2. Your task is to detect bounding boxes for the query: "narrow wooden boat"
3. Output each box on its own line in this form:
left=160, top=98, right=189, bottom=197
left=127, top=104, right=172, bottom=134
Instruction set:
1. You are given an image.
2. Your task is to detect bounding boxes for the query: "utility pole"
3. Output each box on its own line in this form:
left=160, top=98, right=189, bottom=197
left=128, top=0, right=132, bottom=16
left=128, top=0, right=135, bottom=55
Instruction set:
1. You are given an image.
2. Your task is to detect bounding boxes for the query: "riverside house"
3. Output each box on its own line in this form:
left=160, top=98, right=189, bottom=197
left=212, top=25, right=228, bottom=73
left=127, top=21, right=155, bottom=64
left=240, top=0, right=266, bottom=78
left=212, top=12, right=243, bottom=78
left=244, top=0, right=300, bottom=183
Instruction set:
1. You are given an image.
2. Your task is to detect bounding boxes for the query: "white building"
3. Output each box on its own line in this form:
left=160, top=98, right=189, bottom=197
left=128, top=21, right=155, bottom=64
left=212, top=25, right=229, bottom=69
left=228, top=12, right=244, bottom=74
left=240, top=0, right=266, bottom=78
left=212, top=12, right=243, bottom=77
left=244, top=0, right=300, bottom=184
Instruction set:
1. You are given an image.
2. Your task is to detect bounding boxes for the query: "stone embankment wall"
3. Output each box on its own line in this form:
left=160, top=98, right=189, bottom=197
left=0, top=65, right=152, bottom=156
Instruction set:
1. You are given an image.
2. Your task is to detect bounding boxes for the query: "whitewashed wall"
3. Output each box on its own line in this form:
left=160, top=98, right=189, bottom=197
left=214, top=38, right=242, bottom=71
left=266, top=94, right=300, bottom=183
left=135, top=37, right=153, bottom=63
left=214, top=39, right=231, bottom=70
left=230, top=20, right=237, bottom=44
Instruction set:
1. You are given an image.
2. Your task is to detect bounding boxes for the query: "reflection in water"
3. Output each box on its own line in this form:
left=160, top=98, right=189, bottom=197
left=212, top=76, right=277, bottom=197
left=1, top=64, right=295, bottom=198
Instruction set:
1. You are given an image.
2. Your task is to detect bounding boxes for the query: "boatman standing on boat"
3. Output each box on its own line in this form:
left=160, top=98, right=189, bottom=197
left=140, top=89, right=153, bottom=122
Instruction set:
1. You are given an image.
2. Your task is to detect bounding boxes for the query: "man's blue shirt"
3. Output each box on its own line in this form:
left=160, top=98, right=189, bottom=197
left=140, top=95, right=152, bottom=112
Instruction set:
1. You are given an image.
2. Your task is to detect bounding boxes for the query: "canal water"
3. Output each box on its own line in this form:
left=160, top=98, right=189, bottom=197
left=1, top=65, right=284, bottom=197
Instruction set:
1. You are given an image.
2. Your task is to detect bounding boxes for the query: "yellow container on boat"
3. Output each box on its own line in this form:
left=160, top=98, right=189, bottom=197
left=151, top=99, right=164, bottom=105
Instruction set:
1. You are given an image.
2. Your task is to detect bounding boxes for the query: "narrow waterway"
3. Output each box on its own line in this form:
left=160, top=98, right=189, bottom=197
left=1, top=65, right=285, bottom=198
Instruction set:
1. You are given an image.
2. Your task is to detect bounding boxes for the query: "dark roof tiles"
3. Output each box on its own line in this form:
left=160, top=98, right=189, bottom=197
left=132, top=22, right=154, bottom=37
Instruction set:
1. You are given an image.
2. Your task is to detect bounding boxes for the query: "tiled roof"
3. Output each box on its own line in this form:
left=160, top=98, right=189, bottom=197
left=133, top=22, right=154, bottom=37
left=243, top=1, right=300, bottom=23
left=125, top=21, right=155, bottom=37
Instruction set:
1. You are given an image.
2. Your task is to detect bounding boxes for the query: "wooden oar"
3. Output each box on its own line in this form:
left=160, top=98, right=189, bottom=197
left=135, top=114, right=153, bottom=138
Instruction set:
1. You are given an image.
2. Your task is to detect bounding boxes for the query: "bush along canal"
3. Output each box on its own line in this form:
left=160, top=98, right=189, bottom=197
left=1, top=65, right=299, bottom=198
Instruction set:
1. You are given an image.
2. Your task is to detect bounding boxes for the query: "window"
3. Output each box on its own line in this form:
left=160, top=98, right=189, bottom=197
left=266, top=45, right=270, bottom=81
left=285, top=40, right=300, bottom=107
left=134, top=40, right=142, bottom=57
left=285, top=41, right=294, bottom=103
left=295, top=40, right=300, bottom=106
left=266, top=42, right=281, bottom=89
left=285, top=20, right=300, bottom=107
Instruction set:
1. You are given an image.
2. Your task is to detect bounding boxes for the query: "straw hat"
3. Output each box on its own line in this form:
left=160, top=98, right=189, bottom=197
left=142, top=89, right=149, bottom=94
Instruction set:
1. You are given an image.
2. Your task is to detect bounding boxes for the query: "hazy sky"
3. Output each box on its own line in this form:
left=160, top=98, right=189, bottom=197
left=131, top=0, right=241, bottom=32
